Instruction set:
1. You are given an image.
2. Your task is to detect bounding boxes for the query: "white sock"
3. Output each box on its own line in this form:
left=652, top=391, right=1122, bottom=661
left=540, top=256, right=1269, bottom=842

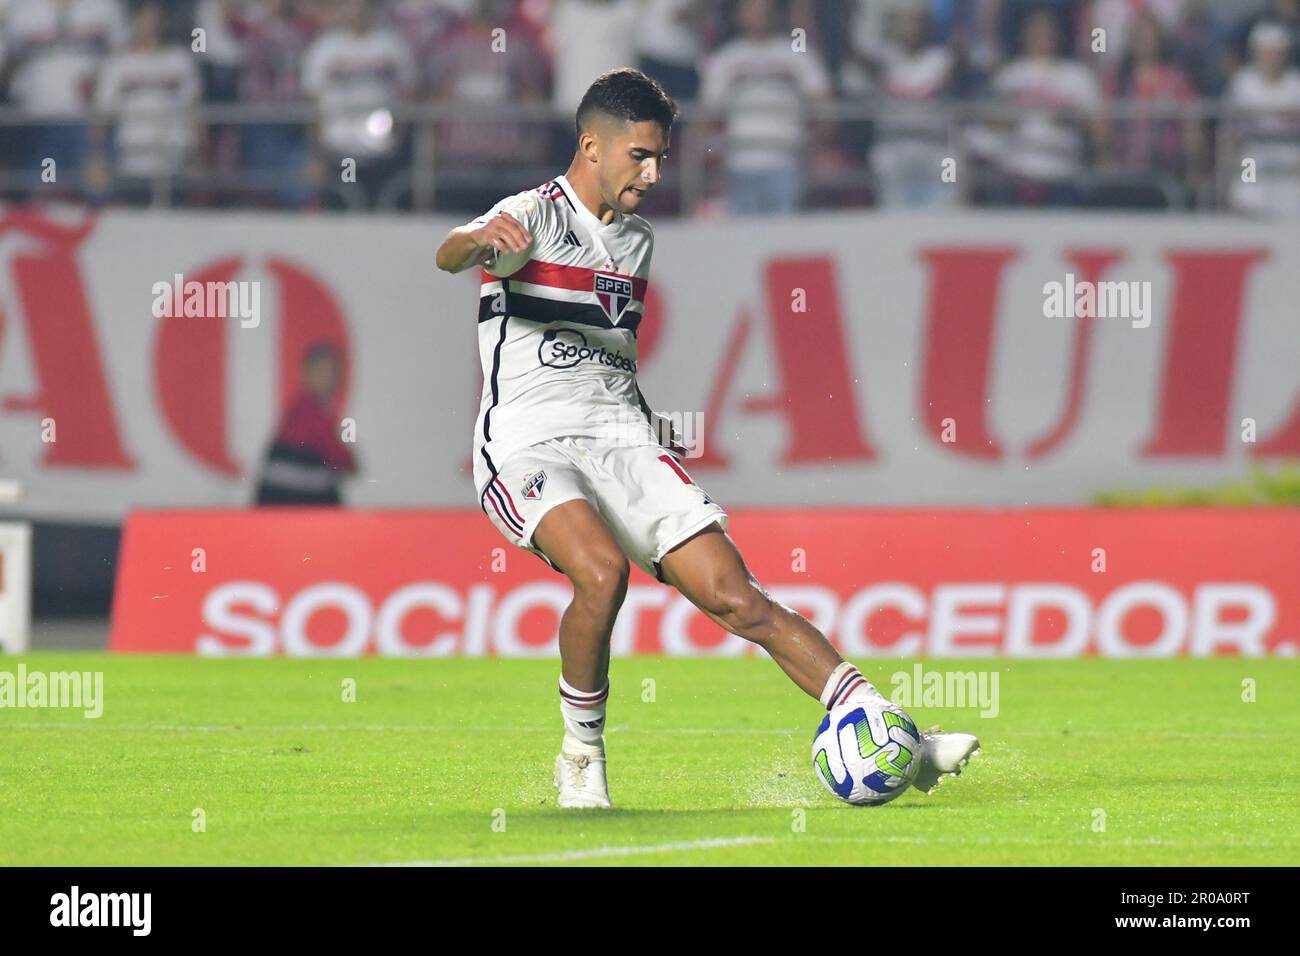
left=559, top=675, right=608, bottom=748
left=819, top=662, right=882, bottom=710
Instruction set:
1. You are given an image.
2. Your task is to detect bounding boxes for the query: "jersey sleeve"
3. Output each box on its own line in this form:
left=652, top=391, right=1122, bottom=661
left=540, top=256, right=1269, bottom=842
left=467, top=190, right=547, bottom=279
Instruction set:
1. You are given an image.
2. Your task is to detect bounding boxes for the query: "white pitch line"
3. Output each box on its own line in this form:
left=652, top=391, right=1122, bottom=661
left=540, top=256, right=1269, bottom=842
left=360, top=830, right=1288, bottom=867
left=361, top=836, right=779, bottom=867
left=799, top=834, right=1287, bottom=850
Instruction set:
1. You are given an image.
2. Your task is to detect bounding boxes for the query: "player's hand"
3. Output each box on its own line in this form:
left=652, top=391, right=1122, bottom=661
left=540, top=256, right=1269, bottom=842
left=472, top=212, right=532, bottom=261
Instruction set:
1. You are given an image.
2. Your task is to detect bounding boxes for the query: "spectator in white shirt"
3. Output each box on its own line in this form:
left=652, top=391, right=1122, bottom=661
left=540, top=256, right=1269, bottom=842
left=848, top=0, right=957, bottom=208
left=1227, top=20, right=1300, bottom=216
left=545, top=0, right=641, bottom=169
left=301, top=0, right=419, bottom=208
left=699, top=0, right=832, bottom=215
left=429, top=0, right=552, bottom=211
left=3, top=0, right=127, bottom=178
left=89, top=2, right=202, bottom=203
left=547, top=0, right=641, bottom=114
left=976, top=7, right=1105, bottom=205
left=636, top=0, right=710, bottom=102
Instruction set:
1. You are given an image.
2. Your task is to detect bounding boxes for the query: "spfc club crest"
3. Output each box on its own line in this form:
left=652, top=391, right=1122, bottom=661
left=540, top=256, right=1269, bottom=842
left=522, top=470, right=547, bottom=499
left=593, top=271, right=634, bottom=324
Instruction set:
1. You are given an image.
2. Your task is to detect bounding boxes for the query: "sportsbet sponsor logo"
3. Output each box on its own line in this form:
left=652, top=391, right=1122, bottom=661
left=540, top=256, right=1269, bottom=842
left=191, top=580, right=1278, bottom=657
left=539, top=328, right=637, bottom=372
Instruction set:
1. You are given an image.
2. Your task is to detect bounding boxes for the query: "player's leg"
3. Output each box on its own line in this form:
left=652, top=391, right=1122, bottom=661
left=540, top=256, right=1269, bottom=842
left=531, top=497, right=630, bottom=809
left=586, top=438, right=979, bottom=792
left=476, top=442, right=625, bottom=807
left=656, top=523, right=857, bottom=703
left=532, top=496, right=628, bottom=717
left=659, top=524, right=979, bottom=790
left=583, top=440, right=870, bottom=707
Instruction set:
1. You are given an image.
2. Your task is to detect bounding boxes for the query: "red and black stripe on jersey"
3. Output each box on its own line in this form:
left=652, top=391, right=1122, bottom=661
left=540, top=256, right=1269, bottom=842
left=478, top=259, right=648, bottom=334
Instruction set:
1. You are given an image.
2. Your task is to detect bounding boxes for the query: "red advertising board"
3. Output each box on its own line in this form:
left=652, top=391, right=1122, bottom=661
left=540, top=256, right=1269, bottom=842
left=109, top=508, right=1300, bottom=657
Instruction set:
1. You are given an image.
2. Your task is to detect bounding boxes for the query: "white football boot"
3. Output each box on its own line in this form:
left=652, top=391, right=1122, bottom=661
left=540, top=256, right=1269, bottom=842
left=912, top=729, right=980, bottom=795
left=553, top=735, right=611, bottom=809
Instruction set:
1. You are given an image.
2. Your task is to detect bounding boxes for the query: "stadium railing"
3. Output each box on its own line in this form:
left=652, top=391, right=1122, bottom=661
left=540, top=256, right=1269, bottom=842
left=0, top=99, right=1285, bottom=216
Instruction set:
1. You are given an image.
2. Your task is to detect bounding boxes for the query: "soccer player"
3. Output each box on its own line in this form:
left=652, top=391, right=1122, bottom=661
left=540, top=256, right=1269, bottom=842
left=436, top=68, right=977, bottom=808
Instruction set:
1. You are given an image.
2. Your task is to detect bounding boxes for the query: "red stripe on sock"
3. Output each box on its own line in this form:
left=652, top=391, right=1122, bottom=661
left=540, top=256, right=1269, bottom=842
left=559, top=684, right=608, bottom=705
left=562, top=698, right=606, bottom=709
left=829, top=667, right=860, bottom=706
left=832, top=675, right=865, bottom=709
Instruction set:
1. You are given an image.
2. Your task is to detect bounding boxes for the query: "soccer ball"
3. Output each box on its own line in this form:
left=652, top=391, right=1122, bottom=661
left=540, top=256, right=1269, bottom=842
left=812, top=697, right=922, bottom=805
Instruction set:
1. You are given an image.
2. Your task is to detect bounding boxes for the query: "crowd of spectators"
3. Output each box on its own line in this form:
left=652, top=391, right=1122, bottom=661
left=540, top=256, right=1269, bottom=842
left=1, top=0, right=1299, bottom=215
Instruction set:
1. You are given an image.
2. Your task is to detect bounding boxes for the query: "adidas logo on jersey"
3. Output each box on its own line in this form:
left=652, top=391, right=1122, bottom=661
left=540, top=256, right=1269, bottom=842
left=562, top=230, right=582, bottom=247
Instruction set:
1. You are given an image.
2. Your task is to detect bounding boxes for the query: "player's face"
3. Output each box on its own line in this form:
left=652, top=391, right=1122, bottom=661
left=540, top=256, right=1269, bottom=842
left=601, top=121, right=670, bottom=214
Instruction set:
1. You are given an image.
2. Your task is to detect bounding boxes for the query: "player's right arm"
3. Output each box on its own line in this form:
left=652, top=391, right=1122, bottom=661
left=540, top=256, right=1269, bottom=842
left=435, top=212, right=533, bottom=275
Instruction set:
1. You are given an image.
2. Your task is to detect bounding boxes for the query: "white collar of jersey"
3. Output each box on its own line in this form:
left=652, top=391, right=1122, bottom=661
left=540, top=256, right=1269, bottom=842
left=555, top=174, right=623, bottom=231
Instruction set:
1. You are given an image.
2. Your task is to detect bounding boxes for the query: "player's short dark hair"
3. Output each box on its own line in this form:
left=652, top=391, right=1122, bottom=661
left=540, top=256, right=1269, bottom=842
left=575, top=69, right=678, bottom=141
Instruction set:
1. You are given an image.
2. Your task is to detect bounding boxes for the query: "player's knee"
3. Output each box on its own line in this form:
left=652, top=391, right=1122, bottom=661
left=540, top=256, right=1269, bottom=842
left=568, top=549, right=630, bottom=606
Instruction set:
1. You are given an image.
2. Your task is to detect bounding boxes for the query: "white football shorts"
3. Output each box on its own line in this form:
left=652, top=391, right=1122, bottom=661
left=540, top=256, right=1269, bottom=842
left=474, top=435, right=729, bottom=581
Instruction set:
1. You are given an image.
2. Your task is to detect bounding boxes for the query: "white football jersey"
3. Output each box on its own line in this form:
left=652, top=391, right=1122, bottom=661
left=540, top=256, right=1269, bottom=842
left=466, top=174, right=659, bottom=496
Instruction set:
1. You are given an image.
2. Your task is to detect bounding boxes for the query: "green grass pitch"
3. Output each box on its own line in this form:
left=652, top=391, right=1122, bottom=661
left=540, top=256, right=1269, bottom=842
left=1, top=653, right=1296, bottom=866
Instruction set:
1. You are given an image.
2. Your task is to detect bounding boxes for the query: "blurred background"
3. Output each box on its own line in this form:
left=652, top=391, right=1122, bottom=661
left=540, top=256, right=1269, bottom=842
left=1, top=0, right=1299, bottom=215
left=1, top=0, right=1298, bottom=656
